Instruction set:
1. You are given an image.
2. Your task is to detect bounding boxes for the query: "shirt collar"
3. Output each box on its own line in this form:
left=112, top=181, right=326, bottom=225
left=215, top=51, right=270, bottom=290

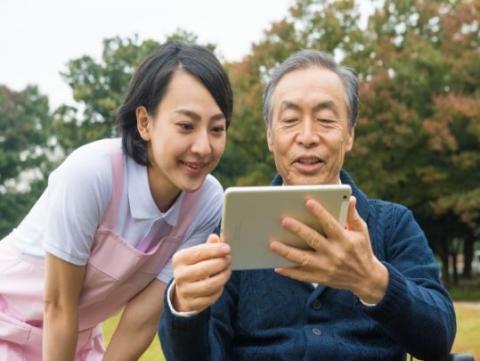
left=126, top=157, right=183, bottom=226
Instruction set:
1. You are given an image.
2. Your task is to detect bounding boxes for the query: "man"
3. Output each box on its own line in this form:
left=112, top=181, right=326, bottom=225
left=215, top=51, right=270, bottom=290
left=158, top=50, right=456, bottom=361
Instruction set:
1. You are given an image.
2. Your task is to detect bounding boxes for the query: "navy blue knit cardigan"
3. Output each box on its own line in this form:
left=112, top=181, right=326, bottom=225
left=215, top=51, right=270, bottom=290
left=159, top=170, right=456, bottom=361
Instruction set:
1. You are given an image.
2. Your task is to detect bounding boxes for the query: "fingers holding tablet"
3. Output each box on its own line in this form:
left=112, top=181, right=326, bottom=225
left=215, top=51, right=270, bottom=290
left=172, top=234, right=232, bottom=313
left=221, top=184, right=351, bottom=270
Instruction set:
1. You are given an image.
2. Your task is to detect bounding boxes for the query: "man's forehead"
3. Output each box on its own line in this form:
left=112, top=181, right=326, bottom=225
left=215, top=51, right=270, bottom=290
left=271, top=67, right=347, bottom=111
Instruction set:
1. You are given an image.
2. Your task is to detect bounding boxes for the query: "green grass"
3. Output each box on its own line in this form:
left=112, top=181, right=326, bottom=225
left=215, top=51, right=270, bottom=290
left=449, top=277, right=480, bottom=302
left=104, top=303, right=480, bottom=361
left=103, top=312, right=164, bottom=361
left=450, top=288, right=480, bottom=301
left=452, top=303, right=480, bottom=359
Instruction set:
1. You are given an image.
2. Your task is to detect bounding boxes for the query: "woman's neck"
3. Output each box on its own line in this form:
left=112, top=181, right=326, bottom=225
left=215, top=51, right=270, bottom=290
left=147, top=166, right=181, bottom=213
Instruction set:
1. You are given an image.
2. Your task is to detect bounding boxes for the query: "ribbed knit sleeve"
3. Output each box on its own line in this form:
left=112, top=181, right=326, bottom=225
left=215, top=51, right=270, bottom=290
left=159, top=273, right=240, bottom=361
left=359, top=205, right=456, bottom=360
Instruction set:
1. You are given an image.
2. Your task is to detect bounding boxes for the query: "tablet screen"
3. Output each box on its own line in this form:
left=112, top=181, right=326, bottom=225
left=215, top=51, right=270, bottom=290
left=220, top=184, right=351, bottom=270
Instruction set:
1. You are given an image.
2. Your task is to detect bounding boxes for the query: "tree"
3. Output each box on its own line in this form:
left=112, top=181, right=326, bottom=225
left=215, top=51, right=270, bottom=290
left=54, top=36, right=159, bottom=154
left=224, top=0, right=479, bottom=284
left=222, top=0, right=366, bottom=186
left=0, top=85, right=54, bottom=237
left=346, top=0, right=480, bottom=283
left=46, top=1, right=479, bottom=284
left=55, top=30, right=216, bottom=155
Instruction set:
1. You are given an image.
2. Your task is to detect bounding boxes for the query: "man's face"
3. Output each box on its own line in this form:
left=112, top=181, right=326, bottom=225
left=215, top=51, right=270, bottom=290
left=267, top=66, right=354, bottom=185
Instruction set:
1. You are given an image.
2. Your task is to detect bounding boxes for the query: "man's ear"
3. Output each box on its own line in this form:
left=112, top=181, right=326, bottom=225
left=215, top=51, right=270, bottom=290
left=346, top=126, right=355, bottom=152
left=136, top=106, right=151, bottom=141
left=266, top=126, right=274, bottom=152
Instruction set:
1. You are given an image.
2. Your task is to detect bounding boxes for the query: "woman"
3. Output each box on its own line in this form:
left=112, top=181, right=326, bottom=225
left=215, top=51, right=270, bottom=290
left=0, top=42, right=233, bottom=360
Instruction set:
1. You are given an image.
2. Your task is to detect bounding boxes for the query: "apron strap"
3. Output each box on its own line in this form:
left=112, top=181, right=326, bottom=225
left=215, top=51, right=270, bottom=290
left=100, top=144, right=125, bottom=230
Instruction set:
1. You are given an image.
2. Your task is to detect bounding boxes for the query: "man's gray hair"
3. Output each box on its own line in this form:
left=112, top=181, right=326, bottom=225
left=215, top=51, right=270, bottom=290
left=263, top=50, right=359, bottom=128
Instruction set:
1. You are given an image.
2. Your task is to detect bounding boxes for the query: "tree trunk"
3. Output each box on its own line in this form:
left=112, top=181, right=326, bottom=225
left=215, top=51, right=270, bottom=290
left=439, top=241, right=450, bottom=286
left=451, top=253, right=459, bottom=285
left=462, top=236, right=474, bottom=278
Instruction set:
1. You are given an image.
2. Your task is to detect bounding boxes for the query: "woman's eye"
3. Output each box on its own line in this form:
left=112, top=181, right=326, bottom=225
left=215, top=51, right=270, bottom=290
left=211, top=125, right=226, bottom=133
left=177, top=122, right=193, bottom=131
left=283, top=118, right=298, bottom=124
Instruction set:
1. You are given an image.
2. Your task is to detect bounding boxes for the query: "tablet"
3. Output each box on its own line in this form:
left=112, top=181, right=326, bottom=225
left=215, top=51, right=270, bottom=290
left=220, top=184, right=352, bottom=270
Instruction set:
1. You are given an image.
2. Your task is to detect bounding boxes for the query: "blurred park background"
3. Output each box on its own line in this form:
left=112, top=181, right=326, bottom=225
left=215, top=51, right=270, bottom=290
left=1, top=0, right=479, bottom=358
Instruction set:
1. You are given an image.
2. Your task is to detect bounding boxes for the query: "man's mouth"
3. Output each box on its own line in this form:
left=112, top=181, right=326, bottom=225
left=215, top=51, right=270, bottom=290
left=294, top=155, right=323, bottom=165
left=295, top=156, right=322, bottom=165
left=292, top=156, right=324, bottom=173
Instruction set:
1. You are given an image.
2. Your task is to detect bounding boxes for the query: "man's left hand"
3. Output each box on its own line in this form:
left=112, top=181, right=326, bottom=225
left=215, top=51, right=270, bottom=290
left=269, top=196, right=389, bottom=304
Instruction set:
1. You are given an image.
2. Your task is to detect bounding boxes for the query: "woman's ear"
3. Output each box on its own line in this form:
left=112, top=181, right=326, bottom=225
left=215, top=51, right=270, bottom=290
left=136, top=106, right=151, bottom=141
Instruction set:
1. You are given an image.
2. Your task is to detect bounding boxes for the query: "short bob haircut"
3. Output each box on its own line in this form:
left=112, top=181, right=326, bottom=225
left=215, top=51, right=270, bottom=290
left=116, top=42, right=233, bottom=165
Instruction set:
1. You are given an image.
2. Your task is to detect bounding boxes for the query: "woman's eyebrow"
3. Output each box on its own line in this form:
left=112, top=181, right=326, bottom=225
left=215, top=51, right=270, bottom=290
left=175, top=109, right=225, bottom=121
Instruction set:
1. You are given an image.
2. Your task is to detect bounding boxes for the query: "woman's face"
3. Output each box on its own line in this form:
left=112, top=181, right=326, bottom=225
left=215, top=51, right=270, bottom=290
left=137, top=70, right=227, bottom=203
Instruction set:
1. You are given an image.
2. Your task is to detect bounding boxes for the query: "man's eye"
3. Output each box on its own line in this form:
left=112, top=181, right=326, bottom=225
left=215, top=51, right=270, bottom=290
left=318, top=118, right=335, bottom=124
left=283, top=118, right=298, bottom=123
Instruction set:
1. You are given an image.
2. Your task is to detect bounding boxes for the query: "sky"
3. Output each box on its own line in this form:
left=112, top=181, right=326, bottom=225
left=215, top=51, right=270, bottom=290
left=0, top=0, right=294, bottom=109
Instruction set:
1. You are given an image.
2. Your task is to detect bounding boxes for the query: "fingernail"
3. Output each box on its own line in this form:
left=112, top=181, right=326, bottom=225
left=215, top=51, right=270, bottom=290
left=219, top=244, right=230, bottom=252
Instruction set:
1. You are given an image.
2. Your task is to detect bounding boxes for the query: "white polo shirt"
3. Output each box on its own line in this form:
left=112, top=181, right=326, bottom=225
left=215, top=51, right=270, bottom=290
left=4, top=138, right=223, bottom=283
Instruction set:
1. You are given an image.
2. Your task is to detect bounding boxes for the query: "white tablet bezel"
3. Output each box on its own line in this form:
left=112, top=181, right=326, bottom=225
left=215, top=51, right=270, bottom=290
left=220, top=184, right=352, bottom=270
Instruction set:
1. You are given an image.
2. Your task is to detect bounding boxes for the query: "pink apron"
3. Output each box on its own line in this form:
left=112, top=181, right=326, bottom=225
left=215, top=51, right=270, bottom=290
left=0, top=142, right=202, bottom=360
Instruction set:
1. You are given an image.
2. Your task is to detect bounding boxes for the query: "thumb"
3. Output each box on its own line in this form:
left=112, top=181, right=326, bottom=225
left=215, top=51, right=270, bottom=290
left=346, top=196, right=365, bottom=231
left=206, top=233, right=221, bottom=244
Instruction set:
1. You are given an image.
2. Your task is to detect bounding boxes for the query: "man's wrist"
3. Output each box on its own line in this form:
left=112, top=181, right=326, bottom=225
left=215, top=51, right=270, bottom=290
left=167, top=282, right=199, bottom=317
left=354, top=258, right=389, bottom=305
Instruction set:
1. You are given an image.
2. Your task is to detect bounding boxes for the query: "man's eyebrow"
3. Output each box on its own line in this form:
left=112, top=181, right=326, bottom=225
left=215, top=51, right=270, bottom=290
left=175, top=109, right=225, bottom=121
left=279, top=100, right=302, bottom=112
left=312, top=100, right=339, bottom=116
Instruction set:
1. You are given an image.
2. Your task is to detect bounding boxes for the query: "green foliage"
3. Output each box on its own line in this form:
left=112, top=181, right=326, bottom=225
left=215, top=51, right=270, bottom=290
left=221, top=0, right=480, bottom=283
left=344, top=0, right=480, bottom=265
left=0, top=85, right=54, bottom=237
left=220, top=0, right=366, bottom=187
left=55, top=36, right=160, bottom=153
left=1, top=0, right=478, bottom=281
left=55, top=29, right=216, bottom=155
left=0, top=29, right=214, bottom=237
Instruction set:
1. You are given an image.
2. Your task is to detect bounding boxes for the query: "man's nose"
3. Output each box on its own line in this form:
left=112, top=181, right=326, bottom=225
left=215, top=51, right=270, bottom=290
left=297, top=119, right=319, bottom=147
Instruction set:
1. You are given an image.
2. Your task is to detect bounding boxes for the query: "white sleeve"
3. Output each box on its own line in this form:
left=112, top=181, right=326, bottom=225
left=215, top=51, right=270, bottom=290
left=156, top=175, right=223, bottom=283
left=42, top=147, right=111, bottom=265
left=166, top=281, right=200, bottom=317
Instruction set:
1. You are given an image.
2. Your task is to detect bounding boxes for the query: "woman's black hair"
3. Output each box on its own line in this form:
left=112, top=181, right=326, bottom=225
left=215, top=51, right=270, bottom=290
left=116, top=42, right=233, bottom=165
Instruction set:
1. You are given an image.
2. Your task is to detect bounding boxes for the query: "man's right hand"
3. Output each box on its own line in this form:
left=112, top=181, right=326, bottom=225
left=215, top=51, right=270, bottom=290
left=171, top=234, right=232, bottom=313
